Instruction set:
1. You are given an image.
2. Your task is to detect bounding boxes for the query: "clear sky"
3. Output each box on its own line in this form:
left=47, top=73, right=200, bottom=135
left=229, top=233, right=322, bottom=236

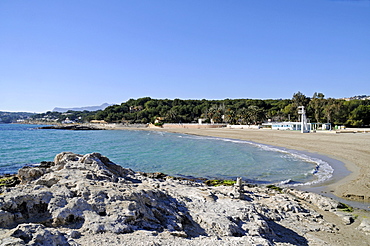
left=1, top=0, right=369, bottom=112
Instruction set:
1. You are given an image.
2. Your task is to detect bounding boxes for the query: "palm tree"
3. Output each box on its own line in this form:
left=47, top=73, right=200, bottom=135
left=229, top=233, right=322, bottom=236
left=206, top=105, right=224, bottom=123
left=224, top=109, right=237, bottom=124
left=237, top=108, right=249, bottom=125
left=166, top=108, right=178, bottom=123
left=247, top=105, right=266, bottom=124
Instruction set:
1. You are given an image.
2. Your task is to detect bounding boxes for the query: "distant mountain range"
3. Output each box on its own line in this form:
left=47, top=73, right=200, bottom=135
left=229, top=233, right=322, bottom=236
left=52, top=103, right=112, bottom=113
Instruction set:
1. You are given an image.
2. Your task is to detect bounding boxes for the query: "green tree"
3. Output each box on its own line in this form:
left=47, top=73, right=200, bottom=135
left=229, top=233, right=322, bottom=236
left=347, top=105, right=370, bottom=127
left=206, top=105, right=224, bottom=123
left=292, top=91, right=309, bottom=108
left=247, top=105, right=266, bottom=124
left=282, top=104, right=296, bottom=121
left=309, top=92, right=325, bottom=122
left=166, top=107, right=179, bottom=123
left=323, top=98, right=342, bottom=124
left=224, top=109, right=237, bottom=124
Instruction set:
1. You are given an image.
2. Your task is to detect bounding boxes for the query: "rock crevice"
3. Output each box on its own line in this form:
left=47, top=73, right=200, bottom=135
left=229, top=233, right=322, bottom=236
left=0, top=152, right=369, bottom=246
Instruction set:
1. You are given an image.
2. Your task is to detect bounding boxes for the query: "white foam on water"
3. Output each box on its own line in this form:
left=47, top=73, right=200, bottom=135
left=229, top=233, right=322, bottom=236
left=250, top=143, right=334, bottom=187
left=175, top=134, right=334, bottom=186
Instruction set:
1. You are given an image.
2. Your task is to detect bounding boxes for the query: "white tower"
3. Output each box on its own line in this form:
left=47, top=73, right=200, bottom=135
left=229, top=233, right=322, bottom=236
left=298, top=106, right=309, bottom=133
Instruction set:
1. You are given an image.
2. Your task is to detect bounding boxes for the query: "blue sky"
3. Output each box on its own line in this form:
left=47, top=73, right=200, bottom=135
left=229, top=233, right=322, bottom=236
left=1, top=0, right=369, bottom=112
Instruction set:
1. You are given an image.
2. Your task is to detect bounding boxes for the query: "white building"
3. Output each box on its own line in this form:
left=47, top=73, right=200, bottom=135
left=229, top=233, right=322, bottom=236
left=263, top=122, right=331, bottom=131
left=263, top=122, right=311, bottom=131
left=262, top=106, right=330, bottom=133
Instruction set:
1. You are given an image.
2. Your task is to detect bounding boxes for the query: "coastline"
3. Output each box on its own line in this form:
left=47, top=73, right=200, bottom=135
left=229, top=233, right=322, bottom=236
left=2, top=127, right=370, bottom=245
left=161, top=128, right=369, bottom=203
left=106, top=125, right=370, bottom=205
left=24, top=122, right=370, bottom=206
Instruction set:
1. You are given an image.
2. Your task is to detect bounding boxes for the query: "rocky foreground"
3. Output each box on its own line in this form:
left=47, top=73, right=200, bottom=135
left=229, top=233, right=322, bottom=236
left=1, top=153, right=370, bottom=246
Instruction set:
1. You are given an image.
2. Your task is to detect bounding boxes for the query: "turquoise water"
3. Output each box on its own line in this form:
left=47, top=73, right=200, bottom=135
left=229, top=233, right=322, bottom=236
left=0, top=124, right=333, bottom=185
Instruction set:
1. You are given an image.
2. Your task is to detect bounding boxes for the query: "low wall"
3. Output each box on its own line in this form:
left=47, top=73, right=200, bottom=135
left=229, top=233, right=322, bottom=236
left=227, top=125, right=261, bottom=129
left=151, top=123, right=226, bottom=129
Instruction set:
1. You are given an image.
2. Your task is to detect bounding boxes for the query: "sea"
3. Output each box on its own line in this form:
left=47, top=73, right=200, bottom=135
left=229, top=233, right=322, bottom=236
left=0, top=124, right=334, bottom=186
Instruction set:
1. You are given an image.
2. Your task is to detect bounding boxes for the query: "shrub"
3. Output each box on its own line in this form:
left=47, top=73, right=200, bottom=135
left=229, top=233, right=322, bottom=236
left=338, top=202, right=354, bottom=213
left=266, top=184, right=283, bottom=192
left=205, top=179, right=236, bottom=186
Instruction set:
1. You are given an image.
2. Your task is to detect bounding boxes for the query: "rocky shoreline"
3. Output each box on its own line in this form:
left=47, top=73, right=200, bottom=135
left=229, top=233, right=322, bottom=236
left=1, top=152, right=370, bottom=245
left=38, top=125, right=103, bottom=130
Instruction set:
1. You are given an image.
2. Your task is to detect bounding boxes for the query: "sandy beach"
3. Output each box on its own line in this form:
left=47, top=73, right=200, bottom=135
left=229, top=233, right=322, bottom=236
left=124, top=126, right=370, bottom=204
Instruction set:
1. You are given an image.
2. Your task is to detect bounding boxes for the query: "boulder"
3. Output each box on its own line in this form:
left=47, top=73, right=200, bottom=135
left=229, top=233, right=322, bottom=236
left=17, top=167, right=46, bottom=184
left=357, top=218, right=370, bottom=234
left=10, top=223, right=74, bottom=245
left=0, top=152, right=368, bottom=245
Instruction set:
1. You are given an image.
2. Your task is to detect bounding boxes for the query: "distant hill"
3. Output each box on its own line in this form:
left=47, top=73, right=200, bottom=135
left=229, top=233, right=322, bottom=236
left=52, top=103, right=112, bottom=113
left=0, top=111, right=35, bottom=123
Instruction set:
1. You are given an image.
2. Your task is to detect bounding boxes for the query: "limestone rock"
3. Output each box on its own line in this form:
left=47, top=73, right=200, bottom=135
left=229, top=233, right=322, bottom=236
left=0, top=210, right=14, bottom=228
left=286, top=189, right=341, bottom=211
left=0, top=236, right=25, bottom=246
left=17, top=167, right=46, bottom=184
left=0, top=152, right=369, bottom=245
left=333, top=211, right=355, bottom=225
left=357, top=218, right=370, bottom=234
left=54, top=152, right=82, bottom=170
left=10, top=223, right=73, bottom=246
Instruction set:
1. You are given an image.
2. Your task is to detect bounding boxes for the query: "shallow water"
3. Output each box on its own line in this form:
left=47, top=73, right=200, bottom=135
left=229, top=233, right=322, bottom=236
left=0, top=124, right=333, bottom=185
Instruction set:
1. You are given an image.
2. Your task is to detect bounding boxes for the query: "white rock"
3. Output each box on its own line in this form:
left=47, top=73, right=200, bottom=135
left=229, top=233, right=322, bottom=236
left=357, top=218, right=370, bottom=234
left=0, top=152, right=368, bottom=246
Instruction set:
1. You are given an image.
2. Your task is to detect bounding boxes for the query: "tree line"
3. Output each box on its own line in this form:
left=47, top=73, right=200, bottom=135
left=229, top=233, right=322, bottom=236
left=32, top=92, right=370, bottom=127
left=0, top=112, right=34, bottom=124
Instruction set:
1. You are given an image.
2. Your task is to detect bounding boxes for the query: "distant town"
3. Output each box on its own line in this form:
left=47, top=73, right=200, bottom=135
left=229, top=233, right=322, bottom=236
left=340, top=95, right=370, bottom=101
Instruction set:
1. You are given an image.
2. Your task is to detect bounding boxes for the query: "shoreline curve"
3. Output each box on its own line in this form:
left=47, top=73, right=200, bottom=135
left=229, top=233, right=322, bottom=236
left=106, top=125, right=369, bottom=205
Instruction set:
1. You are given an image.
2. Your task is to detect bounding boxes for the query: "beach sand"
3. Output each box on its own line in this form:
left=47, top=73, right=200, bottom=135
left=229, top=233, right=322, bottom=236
left=135, top=127, right=370, bottom=204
